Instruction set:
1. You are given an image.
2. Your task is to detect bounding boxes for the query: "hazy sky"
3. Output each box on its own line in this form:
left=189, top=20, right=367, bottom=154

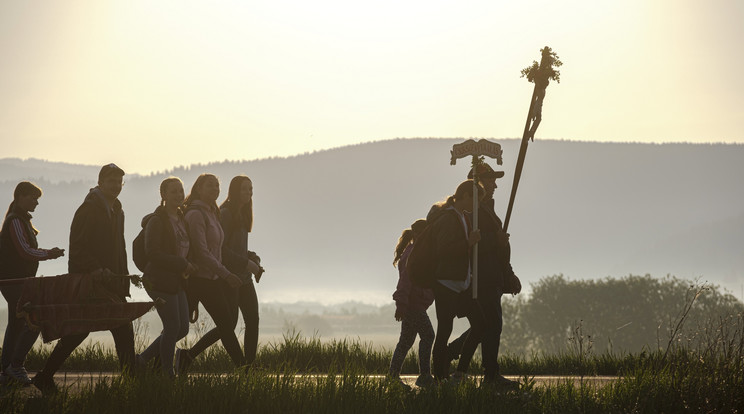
left=1, top=1, right=742, bottom=174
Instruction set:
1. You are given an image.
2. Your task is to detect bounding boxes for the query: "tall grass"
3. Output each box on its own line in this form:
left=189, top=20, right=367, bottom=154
left=4, top=283, right=743, bottom=412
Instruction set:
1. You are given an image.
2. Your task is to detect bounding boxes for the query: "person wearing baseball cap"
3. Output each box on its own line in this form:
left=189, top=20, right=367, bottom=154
left=450, top=162, right=520, bottom=387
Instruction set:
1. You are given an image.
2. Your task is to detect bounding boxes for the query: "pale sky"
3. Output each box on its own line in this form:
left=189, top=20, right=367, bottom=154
left=1, top=0, right=742, bottom=174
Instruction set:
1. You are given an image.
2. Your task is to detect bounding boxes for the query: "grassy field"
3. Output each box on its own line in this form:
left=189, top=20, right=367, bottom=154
left=1, top=322, right=742, bottom=413
left=3, top=282, right=743, bottom=413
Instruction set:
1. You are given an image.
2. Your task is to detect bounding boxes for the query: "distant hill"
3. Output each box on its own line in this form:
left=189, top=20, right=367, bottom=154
left=1, top=139, right=742, bottom=305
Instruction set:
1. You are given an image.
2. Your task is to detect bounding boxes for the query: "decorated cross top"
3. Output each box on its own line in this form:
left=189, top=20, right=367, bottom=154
left=450, top=138, right=503, bottom=299
left=450, top=139, right=503, bottom=166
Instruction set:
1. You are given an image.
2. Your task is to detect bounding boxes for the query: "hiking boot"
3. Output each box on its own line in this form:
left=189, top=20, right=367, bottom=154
left=4, top=365, right=32, bottom=385
left=32, top=373, right=58, bottom=395
left=174, top=349, right=193, bottom=376
left=415, top=373, right=434, bottom=388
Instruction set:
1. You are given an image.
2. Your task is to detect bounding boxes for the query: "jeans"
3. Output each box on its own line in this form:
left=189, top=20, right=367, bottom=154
left=140, top=289, right=190, bottom=376
left=1, top=284, right=39, bottom=369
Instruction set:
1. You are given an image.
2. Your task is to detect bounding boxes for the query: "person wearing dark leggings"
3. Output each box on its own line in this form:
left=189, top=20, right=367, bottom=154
left=0, top=182, right=65, bottom=386
left=192, top=175, right=263, bottom=367
left=137, top=177, right=197, bottom=378
left=175, top=174, right=245, bottom=373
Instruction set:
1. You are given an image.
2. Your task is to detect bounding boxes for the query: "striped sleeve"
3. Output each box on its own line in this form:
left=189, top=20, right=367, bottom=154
left=9, top=218, right=54, bottom=261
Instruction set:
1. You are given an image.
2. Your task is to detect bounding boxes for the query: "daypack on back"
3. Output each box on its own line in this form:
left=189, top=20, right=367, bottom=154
left=132, top=225, right=148, bottom=273
left=406, top=212, right=449, bottom=288
left=132, top=212, right=158, bottom=273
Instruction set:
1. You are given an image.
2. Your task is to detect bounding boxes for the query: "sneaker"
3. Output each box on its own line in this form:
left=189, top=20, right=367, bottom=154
left=174, top=349, right=193, bottom=376
left=31, top=373, right=58, bottom=395
left=415, top=374, right=434, bottom=388
left=4, top=365, right=32, bottom=385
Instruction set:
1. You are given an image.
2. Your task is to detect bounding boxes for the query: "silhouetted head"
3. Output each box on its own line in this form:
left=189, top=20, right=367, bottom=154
left=185, top=174, right=220, bottom=212
left=159, top=176, right=185, bottom=209
left=222, top=175, right=253, bottom=232
left=467, top=162, right=503, bottom=200
left=393, top=218, right=428, bottom=267
left=411, top=219, right=428, bottom=239
left=98, top=163, right=125, bottom=200
left=4, top=182, right=43, bottom=232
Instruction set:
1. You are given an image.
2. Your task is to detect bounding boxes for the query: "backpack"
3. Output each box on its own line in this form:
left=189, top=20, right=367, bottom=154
left=406, top=212, right=448, bottom=288
left=132, top=212, right=161, bottom=273
left=132, top=220, right=151, bottom=273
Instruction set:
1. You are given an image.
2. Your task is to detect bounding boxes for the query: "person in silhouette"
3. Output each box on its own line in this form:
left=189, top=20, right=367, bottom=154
left=187, top=175, right=263, bottom=368
left=447, top=163, right=520, bottom=387
left=137, top=177, right=197, bottom=378
left=388, top=219, right=435, bottom=388
left=174, top=174, right=245, bottom=373
left=426, top=180, right=485, bottom=383
left=33, top=163, right=135, bottom=393
left=0, top=182, right=65, bottom=386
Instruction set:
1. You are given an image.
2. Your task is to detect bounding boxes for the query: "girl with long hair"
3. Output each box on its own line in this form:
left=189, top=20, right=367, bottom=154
left=0, top=182, right=64, bottom=385
left=175, top=174, right=245, bottom=373
left=137, top=177, right=197, bottom=377
left=193, top=175, right=263, bottom=367
left=388, top=219, right=435, bottom=388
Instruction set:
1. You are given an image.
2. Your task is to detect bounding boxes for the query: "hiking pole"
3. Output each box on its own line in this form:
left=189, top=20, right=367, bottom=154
left=451, top=139, right=503, bottom=299
left=503, top=46, right=562, bottom=233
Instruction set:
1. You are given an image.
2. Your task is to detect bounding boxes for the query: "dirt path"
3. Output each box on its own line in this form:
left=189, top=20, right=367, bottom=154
left=3, top=372, right=619, bottom=397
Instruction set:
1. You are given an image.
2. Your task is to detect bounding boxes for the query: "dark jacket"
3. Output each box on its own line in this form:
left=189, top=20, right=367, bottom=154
left=142, top=207, right=189, bottom=294
left=428, top=207, right=471, bottom=282
left=220, top=205, right=259, bottom=277
left=68, top=187, right=130, bottom=297
left=0, top=211, right=40, bottom=279
left=475, top=198, right=514, bottom=293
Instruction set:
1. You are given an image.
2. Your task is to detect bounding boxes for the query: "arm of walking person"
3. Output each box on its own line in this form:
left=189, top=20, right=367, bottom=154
left=9, top=218, right=63, bottom=261
left=185, top=209, right=237, bottom=283
left=69, top=203, right=104, bottom=272
left=219, top=208, right=255, bottom=274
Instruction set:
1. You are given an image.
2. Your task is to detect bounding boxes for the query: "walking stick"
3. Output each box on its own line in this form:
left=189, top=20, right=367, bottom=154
left=503, top=46, right=562, bottom=232
left=451, top=139, right=503, bottom=299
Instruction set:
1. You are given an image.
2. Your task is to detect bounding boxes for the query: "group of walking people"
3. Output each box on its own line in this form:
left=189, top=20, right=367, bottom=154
left=0, top=164, right=264, bottom=393
left=1, top=159, right=520, bottom=392
left=388, top=162, right=521, bottom=388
